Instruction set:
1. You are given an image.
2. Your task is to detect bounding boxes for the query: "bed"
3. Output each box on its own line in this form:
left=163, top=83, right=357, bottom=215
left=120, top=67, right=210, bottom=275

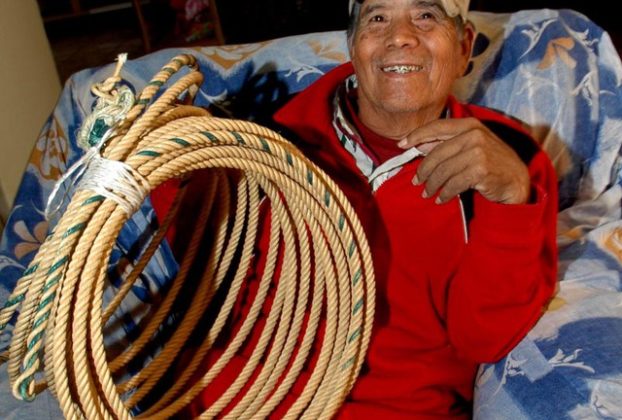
left=1, top=8, right=622, bottom=419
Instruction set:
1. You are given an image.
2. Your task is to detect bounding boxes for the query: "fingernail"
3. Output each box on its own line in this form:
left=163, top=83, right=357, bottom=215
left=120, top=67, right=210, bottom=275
left=397, top=139, right=407, bottom=148
left=412, top=174, right=420, bottom=185
left=435, top=197, right=442, bottom=204
left=422, top=189, right=429, bottom=198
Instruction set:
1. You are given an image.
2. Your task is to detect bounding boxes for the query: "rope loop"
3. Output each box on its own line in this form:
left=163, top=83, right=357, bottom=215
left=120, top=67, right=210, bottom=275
left=1, top=54, right=375, bottom=419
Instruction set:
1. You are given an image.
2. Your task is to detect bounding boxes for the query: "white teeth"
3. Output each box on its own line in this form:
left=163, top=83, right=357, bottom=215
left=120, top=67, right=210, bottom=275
left=382, top=65, right=422, bottom=74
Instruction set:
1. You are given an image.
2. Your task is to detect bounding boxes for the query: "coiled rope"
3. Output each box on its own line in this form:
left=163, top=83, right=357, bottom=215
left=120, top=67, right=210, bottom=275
left=0, top=54, right=375, bottom=419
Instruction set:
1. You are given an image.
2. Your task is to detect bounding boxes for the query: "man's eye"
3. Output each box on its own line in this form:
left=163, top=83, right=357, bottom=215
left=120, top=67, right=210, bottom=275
left=418, top=12, right=435, bottom=20
left=370, top=15, right=385, bottom=23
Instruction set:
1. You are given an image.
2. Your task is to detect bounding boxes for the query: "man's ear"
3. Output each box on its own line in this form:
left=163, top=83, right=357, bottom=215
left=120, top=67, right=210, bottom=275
left=458, top=21, right=475, bottom=75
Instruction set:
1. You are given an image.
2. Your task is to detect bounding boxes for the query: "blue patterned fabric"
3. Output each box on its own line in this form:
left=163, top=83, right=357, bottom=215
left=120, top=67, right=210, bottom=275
left=1, top=9, right=621, bottom=419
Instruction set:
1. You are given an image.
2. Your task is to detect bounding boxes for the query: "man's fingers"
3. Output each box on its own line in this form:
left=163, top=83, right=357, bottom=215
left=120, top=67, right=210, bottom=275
left=414, top=134, right=471, bottom=185
left=416, top=140, right=444, bottom=155
left=398, top=117, right=479, bottom=148
left=408, top=119, right=532, bottom=205
left=435, top=169, right=480, bottom=203
left=418, top=150, right=473, bottom=200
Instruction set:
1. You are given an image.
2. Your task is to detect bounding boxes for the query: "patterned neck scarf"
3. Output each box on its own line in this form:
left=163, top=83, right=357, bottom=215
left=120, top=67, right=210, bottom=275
left=332, top=75, right=376, bottom=177
left=331, top=74, right=427, bottom=191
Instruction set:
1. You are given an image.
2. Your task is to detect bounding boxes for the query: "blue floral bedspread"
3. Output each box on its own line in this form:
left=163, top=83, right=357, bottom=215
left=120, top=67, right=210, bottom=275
left=1, top=9, right=621, bottom=419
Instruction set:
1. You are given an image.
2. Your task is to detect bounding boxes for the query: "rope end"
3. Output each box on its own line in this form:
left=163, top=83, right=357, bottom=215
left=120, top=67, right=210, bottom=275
left=113, top=53, right=128, bottom=78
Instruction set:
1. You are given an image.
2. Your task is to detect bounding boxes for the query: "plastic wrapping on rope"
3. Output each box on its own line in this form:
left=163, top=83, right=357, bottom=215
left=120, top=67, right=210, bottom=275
left=0, top=53, right=375, bottom=419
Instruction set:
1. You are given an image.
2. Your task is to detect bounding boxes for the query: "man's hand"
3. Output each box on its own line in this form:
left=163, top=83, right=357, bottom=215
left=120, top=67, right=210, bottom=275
left=398, top=118, right=531, bottom=205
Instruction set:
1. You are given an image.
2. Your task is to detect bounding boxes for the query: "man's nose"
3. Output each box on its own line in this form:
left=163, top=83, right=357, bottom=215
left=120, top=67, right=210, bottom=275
left=386, top=18, right=420, bottom=49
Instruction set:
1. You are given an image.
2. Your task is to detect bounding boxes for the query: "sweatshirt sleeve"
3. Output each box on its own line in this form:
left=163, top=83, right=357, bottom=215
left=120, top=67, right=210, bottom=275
left=446, top=146, right=558, bottom=363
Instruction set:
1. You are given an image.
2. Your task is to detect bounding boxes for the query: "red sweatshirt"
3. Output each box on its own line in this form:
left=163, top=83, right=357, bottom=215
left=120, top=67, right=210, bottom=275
left=156, top=63, right=557, bottom=419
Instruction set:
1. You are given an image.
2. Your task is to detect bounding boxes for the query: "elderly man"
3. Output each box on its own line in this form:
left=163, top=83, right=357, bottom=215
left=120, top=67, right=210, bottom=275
left=271, top=0, right=558, bottom=417
left=181, top=0, right=557, bottom=417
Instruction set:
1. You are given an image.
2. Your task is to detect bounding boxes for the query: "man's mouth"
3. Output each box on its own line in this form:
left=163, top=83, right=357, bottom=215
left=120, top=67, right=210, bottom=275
left=381, top=65, right=423, bottom=74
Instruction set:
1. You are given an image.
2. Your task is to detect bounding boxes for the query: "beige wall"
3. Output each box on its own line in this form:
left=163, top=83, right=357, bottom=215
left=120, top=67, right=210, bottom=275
left=0, top=0, right=61, bottom=225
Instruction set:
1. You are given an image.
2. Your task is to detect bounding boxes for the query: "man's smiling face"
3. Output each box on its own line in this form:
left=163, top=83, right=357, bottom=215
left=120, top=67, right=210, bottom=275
left=350, top=0, right=473, bottom=127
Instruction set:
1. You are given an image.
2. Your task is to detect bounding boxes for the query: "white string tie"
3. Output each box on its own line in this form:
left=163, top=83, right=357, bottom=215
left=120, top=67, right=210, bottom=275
left=45, top=130, right=112, bottom=222
left=76, top=154, right=150, bottom=215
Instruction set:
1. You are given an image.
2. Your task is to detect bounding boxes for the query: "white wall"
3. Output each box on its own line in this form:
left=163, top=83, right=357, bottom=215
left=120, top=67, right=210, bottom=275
left=0, top=0, right=61, bottom=226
